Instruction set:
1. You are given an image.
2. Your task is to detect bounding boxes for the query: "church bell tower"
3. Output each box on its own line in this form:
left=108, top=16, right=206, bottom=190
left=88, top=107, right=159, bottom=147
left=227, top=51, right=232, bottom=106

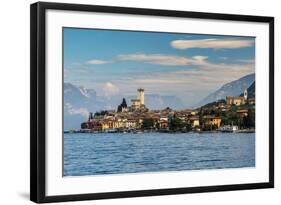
left=244, top=89, right=248, bottom=101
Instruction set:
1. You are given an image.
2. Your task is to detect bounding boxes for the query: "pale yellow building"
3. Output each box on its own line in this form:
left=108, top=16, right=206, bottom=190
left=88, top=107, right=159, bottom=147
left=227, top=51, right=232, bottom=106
left=189, top=116, right=200, bottom=127
left=131, top=99, right=141, bottom=110
left=100, top=119, right=114, bottom=131
left=113, top=119, right=124, bottom=129
left=101, top=121, right=109, bottom=131
left=203, top=116, right=222, bottom=128
left=226, top=89, right=248, bottom=106
left=226, top=96, right=246, bottom=105
left=191, top=111, right=197, bottom=116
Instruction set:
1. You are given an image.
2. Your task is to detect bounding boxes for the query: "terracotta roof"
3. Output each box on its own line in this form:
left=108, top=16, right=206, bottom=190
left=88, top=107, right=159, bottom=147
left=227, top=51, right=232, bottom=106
left=236, top=109, right=248, bottom=113
left=203, top=115, right=221, bottom=119
left=189, top=116, right=199, bottom=120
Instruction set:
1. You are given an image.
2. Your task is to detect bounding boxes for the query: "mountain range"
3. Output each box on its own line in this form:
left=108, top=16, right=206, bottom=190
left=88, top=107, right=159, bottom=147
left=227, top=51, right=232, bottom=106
left=64, top=83, right=184, bottom=130
left=195, top=73, right=255, bottom=107
left=240, top=81, right=255, bottom=98
left=64, top=73, right=255, bottom=130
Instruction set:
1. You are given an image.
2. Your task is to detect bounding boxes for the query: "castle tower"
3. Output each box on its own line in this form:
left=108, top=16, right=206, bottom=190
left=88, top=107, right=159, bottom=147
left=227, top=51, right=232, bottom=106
left=244, top=89, right=248, bottom=101
left=137, top=88, right=144, bottom=105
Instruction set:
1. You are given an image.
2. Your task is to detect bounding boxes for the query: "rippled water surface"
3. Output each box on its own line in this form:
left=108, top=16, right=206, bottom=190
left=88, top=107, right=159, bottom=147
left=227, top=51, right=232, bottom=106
left=64, top=132, right=255, bottom=176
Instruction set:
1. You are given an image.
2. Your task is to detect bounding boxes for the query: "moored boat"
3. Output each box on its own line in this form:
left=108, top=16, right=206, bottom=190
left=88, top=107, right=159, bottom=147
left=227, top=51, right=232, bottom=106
left=218, top=125, right=239, bottom=133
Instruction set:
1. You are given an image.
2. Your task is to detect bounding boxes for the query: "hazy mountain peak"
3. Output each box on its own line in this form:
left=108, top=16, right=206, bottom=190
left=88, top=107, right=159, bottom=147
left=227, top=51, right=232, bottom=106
left=195, top=73, right=255, bottom=107
left=64, top=82, right=185, bottom=130
left=78, top=86, right=89, bottom=98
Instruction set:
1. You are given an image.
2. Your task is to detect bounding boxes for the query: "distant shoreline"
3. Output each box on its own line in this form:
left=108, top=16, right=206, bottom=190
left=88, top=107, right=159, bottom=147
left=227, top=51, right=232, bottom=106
left=64, top=129, right=255, bottom=134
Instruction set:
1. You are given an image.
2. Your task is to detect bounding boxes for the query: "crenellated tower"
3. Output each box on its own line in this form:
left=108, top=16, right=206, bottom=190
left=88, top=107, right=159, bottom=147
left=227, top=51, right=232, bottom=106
left=137, top=88, right=144, bottom=105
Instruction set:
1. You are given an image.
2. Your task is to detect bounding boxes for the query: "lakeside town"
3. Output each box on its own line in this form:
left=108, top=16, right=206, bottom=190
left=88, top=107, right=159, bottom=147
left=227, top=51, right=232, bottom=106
left=70, top=88, right=255, bottom=134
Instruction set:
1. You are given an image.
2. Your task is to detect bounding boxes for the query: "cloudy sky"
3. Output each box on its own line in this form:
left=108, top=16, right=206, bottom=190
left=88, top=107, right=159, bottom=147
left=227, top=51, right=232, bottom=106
left=64, top=28, right=255, bottom=107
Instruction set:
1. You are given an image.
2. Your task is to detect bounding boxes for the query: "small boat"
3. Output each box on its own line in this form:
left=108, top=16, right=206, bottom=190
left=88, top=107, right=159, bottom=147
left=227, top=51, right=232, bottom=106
left=218, top=125, right=239, bottom=132
left=107, top=129, right=118, bottom=133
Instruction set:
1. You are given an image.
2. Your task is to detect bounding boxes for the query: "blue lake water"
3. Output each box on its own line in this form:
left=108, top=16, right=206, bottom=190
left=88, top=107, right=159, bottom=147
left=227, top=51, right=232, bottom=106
left=64, top=132, right=255, bottom=176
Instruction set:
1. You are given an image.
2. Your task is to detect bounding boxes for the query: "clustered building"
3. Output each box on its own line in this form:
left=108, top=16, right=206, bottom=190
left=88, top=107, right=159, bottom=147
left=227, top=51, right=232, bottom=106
left=81, top=88, right=255, bottom=132
left=226, top=90, right=255, bottom=106
left=129, top=88, right=146, bottom=111
left=81, top=88, right=224, bottom=132
left=84, top=108, right=209, bottom=132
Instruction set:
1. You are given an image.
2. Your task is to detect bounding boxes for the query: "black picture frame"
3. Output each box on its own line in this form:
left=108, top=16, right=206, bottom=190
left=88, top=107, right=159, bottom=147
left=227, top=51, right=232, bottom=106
left=30, top=2, right=274, bottom=203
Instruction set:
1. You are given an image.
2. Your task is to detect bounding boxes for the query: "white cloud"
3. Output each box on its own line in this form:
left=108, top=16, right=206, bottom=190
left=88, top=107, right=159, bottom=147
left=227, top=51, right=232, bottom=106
left=237, top=59, right=255, bottom=64
left=65, top=103, right=89, bottom=117
left=219, top=57, right=229, bottom=60
left=117, top=54, right=208, bottom=66
left=85, top=59, right=112, bottom=65
left=103, top=82, right=119, bottom=96
left=170, top=38, right=254, bottom=50
left=85, top=54, right=208, bottom=66
left=117, top=59, right=255, bottom=106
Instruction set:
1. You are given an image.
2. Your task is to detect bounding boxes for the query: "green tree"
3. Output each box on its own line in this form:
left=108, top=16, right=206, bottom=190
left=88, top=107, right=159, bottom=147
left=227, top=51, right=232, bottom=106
left=243, top=109, right=255, bottom=128
left=199, top=108, right=203, bottom=125
left=222, top=111, right=240, bottom=126
left=155, top=122, right=160, bottom=129
left=117, top=105, right=122, bottom=112
left=117, top=98, right=127, bottom=112
left=121, top=98, right=127, bottom=107
left=94, top=110, right=108, bottom=117
left=169, top=117, right=185, bottom=131
left=185, top=122, right=192, bottom=132
left=142, top=118, right=155, bottom=129
left=202, top=124, right=218, bottom=131
left=81, top=122, right=88, bottom=129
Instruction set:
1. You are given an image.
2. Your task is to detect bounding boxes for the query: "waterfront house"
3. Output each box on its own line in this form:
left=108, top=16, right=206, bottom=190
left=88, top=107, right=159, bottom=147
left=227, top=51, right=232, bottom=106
left=100, top=120, right=109, bottom=131
left=113, top=118, right=125, bottom=129
left=159, top=119, right=168, bottom=129
left=100, top=119, right=114, bottom=131
left=189, top=115, right=200, bottom=127
left=125, top=119, right=137, bottom=128
left=88, top=120, right=102, bottom=131
left=202, top=115, right=222, bottom=128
